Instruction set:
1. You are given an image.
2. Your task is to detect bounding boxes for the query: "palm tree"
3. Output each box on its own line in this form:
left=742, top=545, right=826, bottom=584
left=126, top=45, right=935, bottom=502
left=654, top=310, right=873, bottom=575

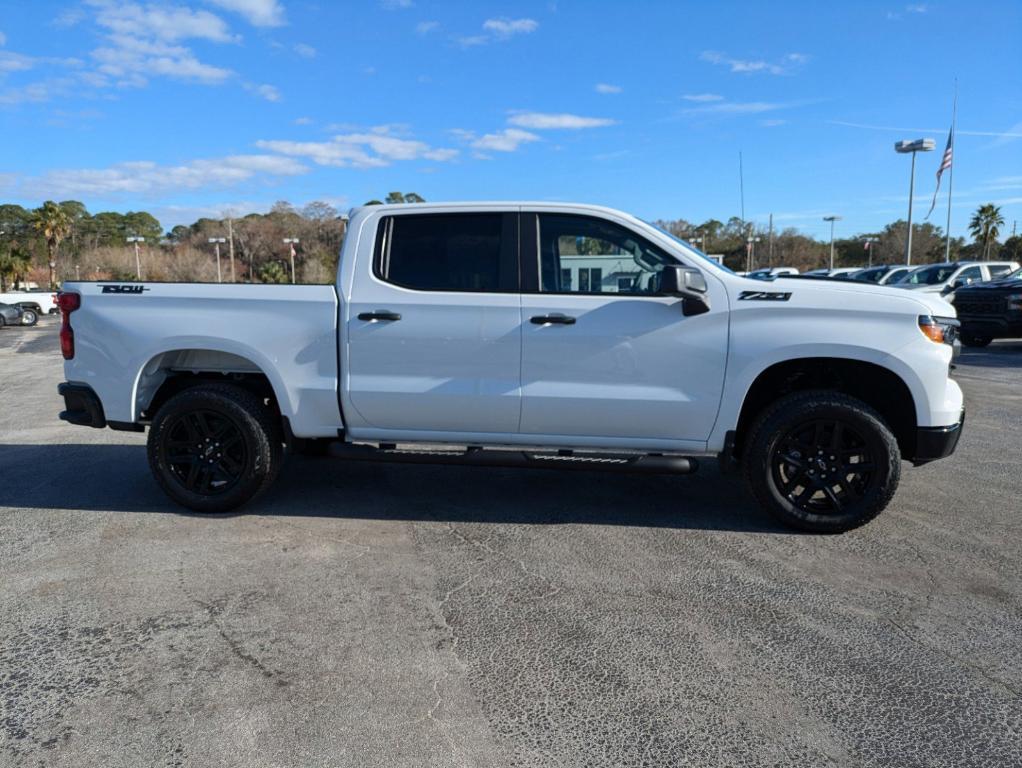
left=968, top=203, right=1005, bottom=261
left=32, top=201, right=73, bottom=288
left=0, top=247, right=32, bottom=292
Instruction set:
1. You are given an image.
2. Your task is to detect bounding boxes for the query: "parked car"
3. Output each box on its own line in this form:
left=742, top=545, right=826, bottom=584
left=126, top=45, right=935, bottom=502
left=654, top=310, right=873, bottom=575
left=0, top=301, right=28, bottom=328
left=56, top=201, right=964, bottom=533
left=950, top=267, right=1022, bottom=347
left=896, top=261, right=1020, bottom=295
left=850, top=265, right=914, bottom=285
left=0, top=289, right=57, bottom=316
left=745, top=267, right=799, bottom=280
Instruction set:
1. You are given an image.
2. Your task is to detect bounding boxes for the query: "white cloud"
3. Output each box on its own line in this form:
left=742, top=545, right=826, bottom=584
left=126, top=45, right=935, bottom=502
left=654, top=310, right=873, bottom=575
left=294, top=43, right=316, bottom=58
left=760, top=118, right=787, bottom=127
left=206, top=0, right=286, bottom=27
left=92, top=2, right=238, bottom=43
left=595, top=83, right=621, bottom=94
left=827, top=120, right=1022, bottom=139
left=462, top=128, right=540, bottom=153
left=683, top=100, right=789, bottom=114
left=0, top=50, right=35, bottom=73
left=256, top=127, right=459, bottom=168
left=682, top=93, right=724, bottom=102
left=293, top=116, right=313, bottom=125
left=458, top=17, right=538, bottom=46
left=508, top=112, right=615, bottom=129
left=416, top=20, right=440, bottom=35
left=246, top=82, right=280, bottom=101
left=92, top=36, right=233, bottom=84
left=700, top=50, right=808, bottom=75
left=0, top=30, right=6, bottom=46
left=19, top=154, right=308, bottom=199
left=482, top=18, right=538, bottom=37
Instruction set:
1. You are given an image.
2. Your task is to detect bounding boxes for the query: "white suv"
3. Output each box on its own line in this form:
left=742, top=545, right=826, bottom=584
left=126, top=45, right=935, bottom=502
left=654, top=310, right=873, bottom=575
left=897, top=261, right=1020, bottom=294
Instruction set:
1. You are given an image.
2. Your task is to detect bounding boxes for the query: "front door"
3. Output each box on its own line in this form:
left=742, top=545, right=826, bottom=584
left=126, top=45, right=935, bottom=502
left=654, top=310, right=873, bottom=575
left=346, top=210, right=522, bottom=436
left=519, top=212, right=728, bottom=444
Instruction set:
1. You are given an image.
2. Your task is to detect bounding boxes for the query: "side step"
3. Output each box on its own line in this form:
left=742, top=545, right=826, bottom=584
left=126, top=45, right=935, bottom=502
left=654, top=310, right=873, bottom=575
left=326, top=443, right=699, bottom=475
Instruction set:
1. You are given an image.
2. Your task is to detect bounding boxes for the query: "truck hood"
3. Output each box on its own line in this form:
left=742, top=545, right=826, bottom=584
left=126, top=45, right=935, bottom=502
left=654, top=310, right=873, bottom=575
left=955, top=277, right=1022, bottom=293
left=765, top=275, right=956, bottom=317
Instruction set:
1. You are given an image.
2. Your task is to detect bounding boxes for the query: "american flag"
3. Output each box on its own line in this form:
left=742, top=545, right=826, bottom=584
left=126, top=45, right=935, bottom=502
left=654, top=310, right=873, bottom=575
left=926, top=126, right=954, bottom=218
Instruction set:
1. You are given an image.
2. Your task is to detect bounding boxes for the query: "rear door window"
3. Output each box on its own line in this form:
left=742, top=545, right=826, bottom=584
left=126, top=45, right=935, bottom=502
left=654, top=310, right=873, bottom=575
left=374, top=213, right=518, bottom=292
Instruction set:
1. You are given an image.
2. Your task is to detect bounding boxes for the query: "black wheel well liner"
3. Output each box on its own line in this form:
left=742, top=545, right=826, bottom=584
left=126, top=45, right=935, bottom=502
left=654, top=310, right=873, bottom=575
left=142, top=371, right=280, bottom=424
left=733, top=358, right=918, bottom=459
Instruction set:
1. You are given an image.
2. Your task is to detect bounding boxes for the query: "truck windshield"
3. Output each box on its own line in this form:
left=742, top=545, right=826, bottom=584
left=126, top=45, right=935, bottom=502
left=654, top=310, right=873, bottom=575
left=645, top=222, right=735, bottom=274
left=902, top=265, right=958, bottom=285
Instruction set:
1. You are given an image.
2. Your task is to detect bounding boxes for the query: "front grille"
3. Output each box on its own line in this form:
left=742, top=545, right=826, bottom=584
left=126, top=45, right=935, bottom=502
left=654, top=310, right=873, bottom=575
left=955, top=297, right=1006, bottom=316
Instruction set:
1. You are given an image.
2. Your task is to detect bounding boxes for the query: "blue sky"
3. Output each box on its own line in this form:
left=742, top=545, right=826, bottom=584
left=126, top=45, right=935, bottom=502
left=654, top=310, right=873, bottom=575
left=1, top=0, right=1020, bottom=240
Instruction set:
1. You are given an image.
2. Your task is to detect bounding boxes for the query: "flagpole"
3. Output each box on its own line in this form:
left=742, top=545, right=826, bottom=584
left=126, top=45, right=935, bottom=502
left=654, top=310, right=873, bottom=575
left=944, top=80, right=957, bottom=261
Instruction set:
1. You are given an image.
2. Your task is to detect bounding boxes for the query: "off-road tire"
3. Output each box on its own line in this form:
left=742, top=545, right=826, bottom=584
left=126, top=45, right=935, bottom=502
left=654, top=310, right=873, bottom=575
left=743, top=390, right=901, bottom=533
left=147, top=383, right=282, bottom=513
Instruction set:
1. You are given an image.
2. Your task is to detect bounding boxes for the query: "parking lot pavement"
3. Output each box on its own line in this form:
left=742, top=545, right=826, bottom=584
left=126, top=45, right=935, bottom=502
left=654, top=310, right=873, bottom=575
left=1, top=319, right=1020, bottom=768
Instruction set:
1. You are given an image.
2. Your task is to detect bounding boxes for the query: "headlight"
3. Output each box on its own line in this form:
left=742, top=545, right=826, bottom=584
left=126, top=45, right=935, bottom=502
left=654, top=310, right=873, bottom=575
left=918, top=315, right=960, bottom=345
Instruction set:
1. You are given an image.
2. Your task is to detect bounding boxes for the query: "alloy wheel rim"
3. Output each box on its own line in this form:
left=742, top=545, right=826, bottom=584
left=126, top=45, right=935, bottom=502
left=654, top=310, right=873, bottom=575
left=771, top=418, right=876, bottom=515
left=163, top=410, right=247, bottom=496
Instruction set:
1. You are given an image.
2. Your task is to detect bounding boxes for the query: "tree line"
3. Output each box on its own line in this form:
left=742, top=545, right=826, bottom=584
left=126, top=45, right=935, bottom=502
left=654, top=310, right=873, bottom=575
left=0, top=194, right=1018, bottom=291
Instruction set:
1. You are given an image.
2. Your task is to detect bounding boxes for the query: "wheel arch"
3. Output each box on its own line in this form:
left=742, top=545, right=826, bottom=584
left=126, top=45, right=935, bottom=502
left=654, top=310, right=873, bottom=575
left=730, top=357, right=919, bottom=459
left=132, top=344, right=291, bottom=425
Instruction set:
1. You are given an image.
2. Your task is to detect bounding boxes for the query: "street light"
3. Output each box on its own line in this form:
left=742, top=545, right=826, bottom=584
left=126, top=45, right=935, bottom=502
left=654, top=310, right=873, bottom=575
left=823, top=215, right=842, bottom=270
left=126, top=236, right=145, bottom=280
left=208, top=237, right=226, bottom=283
left=895, top=138, right=936, bottom=266
left=863, top=237, right=879, bottom=268
left=746, top=235, right=761, bottom=272
left=282, top=238, right=300, bottom=284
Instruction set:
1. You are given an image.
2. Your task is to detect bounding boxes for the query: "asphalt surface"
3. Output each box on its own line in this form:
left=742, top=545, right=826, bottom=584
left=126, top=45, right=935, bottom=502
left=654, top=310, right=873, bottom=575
left=1, top=318, right=1020, bottom=767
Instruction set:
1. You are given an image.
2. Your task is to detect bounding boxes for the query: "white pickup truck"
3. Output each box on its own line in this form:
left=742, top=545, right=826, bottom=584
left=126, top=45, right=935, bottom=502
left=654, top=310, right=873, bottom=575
left=57, top=202, right=965, bottom=532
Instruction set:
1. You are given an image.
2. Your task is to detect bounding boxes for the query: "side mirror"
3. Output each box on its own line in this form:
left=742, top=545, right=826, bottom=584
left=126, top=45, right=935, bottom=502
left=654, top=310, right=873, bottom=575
left=658, top=266, right=710, bottom=315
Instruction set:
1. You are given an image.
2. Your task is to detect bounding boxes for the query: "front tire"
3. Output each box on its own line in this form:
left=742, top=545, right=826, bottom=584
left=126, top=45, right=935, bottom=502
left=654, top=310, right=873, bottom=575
left=743, top=391, right=901, bottom=533
left=147, top=383, right=282, bottom=512
left=20, top=309, right=38, bottom=326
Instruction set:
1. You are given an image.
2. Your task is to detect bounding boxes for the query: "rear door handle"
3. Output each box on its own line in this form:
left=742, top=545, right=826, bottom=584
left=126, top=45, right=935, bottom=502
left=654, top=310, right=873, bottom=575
left=530, top=314, right=576, bottom=325
left=358, top=311, right=402, bottom=322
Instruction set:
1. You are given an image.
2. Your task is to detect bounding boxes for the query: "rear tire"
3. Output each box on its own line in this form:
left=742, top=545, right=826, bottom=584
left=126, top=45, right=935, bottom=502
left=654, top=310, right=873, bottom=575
left=742, top=390, right=901, bottom=533
left=960, top=333, right=992, bottom=348
left=147, top=383, right=282, bottom=513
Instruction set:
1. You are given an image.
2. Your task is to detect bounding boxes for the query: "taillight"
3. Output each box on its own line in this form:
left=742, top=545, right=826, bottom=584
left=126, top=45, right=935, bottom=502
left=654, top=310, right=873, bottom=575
left=58, top=292, right=80, bottom=360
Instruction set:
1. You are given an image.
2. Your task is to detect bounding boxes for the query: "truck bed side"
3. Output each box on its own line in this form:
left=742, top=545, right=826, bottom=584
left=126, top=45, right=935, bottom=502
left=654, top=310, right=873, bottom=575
left=62, top=282, right=342, bottom=437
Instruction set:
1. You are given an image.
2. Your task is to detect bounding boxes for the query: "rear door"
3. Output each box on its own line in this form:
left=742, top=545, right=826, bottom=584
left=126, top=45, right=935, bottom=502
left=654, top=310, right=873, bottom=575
left=345, top=210, right=523, bottom=436
left=518, top=211, right=729, bottom=444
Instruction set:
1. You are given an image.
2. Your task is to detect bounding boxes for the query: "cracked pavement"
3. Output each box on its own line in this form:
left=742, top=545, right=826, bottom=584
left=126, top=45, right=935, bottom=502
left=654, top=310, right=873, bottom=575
left=1, top=320, right=1020, bottom=767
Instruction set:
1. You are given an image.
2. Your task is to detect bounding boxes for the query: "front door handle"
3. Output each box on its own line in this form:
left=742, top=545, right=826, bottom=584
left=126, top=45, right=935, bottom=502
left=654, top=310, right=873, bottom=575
left=358, top=311, right=402, bottom=322
left=530, top=314, right=576, bottom=325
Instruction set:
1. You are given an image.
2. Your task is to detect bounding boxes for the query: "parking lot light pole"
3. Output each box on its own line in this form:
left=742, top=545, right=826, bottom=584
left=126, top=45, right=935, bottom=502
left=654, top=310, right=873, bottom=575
left=863, top=237, right=879, bottom=267
left=283, top=238, right=300, bottom=284
left=895, top=138, right=936, bottom=266
left=823, top=215, right=842, bottom=270
left=746, top=235, right=761, bottom=272
left=126, top=236, right=145, bottom=280
left=208, top=237, right=226, bottom=283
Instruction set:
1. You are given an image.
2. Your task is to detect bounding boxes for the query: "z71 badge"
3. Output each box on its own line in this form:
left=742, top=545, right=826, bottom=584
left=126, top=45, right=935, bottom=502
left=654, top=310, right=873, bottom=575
left=738, top=290, right=791, bottom=301
left=100, top=284, right=150, bottom=294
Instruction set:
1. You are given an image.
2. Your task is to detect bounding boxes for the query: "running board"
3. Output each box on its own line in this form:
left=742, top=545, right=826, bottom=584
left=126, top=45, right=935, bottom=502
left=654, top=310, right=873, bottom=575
left=327, top=443, right=699, bottom=475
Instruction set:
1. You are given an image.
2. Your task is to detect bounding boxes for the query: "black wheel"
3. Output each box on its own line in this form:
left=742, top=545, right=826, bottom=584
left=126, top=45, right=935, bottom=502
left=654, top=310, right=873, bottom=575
left=20, top=309, right=38, bottom=326
left=743, top=391, right=901, bottom=533
left=147, top=383, right=282, bottom=512
left=960, top=333, right=992, bottom=348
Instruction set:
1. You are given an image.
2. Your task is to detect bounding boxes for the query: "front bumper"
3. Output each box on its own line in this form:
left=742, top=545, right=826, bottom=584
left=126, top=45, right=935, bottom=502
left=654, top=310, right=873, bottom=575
left=910, top=409, right=965, bottom=465
left=58, top=382, right=107, bottom=428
